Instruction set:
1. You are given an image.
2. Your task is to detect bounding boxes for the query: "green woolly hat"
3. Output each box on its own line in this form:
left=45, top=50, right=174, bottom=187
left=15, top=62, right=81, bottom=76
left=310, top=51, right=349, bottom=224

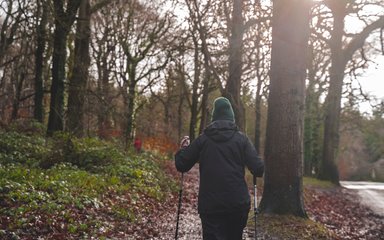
left=211, top=97, right=235, bottom=122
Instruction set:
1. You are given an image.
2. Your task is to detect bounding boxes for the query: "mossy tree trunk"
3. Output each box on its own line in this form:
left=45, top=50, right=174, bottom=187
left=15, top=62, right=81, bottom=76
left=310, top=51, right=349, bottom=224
left=67, top=0, right=91, bottom=137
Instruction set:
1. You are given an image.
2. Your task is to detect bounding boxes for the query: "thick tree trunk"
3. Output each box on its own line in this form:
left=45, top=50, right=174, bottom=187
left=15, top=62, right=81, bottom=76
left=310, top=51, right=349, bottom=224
left=34, top=1, right=47, bottom=123
left=47, top=0, right=81, bottom=136
left=67, top=0, right=91, bottom=137
left=318, top=2, right=346, bottom=184
left=47, top=23, right=67, bottom=135
left=259, top=0, right=310, bottom=217
left=225, top=0, right=245, bottom=130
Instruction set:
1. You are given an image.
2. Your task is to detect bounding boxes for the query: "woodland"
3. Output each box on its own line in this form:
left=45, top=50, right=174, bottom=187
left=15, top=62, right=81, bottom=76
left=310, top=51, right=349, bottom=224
left=0, top=0, right=384, bottom=239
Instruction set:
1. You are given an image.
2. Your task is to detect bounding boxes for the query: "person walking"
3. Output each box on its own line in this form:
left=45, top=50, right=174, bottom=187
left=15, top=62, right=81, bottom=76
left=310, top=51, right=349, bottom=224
left=175, top=97, right=264, bottom=240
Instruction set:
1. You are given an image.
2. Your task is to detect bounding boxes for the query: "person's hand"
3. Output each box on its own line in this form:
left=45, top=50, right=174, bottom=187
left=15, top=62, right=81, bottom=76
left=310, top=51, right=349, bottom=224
left=180, top=136, right=190, bottom=149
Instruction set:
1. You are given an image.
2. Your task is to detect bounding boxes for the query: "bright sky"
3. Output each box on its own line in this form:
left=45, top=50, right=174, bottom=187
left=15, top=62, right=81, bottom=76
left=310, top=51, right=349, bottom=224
left=360, top=56, right=384, bottom=97
left=356, top=55, right=384, bottom=113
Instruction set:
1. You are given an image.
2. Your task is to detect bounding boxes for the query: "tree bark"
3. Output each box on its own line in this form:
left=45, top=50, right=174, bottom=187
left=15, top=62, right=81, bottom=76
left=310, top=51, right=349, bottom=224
left=47, top=0, right=81, bottom=136
left=259, top=0, right=310, bottom=217
left=67, top=0, right=91, bottom=137
left=189, top=34, right=200, bottom=141
left=125, top=78, right=136, bottom=148
left=47, top=23, right=67, bottom=135
left=225, top=0, right=245, bottom=130
left=254, top=79, right=262, bottom=153
left=11, top=70, right=25, bottom=120
left=318, top=1, right=346, bottom=185
left=34, top=0, right=47, bottom=123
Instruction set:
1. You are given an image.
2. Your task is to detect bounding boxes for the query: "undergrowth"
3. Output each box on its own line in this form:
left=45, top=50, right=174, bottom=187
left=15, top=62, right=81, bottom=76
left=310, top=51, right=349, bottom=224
left=0, top=129, right=176, bottom=239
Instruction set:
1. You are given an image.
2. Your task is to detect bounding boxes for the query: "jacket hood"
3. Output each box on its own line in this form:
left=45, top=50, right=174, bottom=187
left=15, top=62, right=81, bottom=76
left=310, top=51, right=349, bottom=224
left=204, top=120, right=238, bottom=142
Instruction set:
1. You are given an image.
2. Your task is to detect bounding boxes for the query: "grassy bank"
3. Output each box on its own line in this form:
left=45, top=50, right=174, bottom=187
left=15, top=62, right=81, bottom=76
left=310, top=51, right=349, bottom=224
left=0, top=130, right=176, bottom=239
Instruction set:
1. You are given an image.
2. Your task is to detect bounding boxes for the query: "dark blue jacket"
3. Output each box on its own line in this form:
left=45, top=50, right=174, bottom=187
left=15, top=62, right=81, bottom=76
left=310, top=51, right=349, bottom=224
left=175, top=120, right=264, bottom=214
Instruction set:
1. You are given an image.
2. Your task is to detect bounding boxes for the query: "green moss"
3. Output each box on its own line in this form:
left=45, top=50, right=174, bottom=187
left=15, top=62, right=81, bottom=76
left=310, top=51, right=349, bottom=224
left=303, top=177, right=336, bottom=188
left=255, top=214, right=335, bottom=239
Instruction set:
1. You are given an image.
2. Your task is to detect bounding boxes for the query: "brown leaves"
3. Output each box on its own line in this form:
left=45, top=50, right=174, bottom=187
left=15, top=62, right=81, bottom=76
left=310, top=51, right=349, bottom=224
left=305, top=187, right=384, bottom=239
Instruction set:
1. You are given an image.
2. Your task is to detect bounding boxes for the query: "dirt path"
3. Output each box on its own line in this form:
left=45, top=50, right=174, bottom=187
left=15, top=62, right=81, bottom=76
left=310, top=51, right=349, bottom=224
left=340, top=181, right=384, bottom=216
left=157, top=167, right=202, bottom=239
left=155, top=165, right=257, bottom=240
left=149, top=162, right=383, bottom=240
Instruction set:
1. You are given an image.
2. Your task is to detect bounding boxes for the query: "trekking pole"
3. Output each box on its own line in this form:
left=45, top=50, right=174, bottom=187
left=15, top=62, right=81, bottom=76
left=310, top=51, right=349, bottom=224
left=175, top=173, right=184, bottom=240
left=253, top=175, right=258, bottom=240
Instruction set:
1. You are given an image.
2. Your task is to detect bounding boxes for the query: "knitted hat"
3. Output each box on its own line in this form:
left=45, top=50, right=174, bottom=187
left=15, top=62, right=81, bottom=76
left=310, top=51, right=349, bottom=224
left=211, top=97, right=235, bottom=122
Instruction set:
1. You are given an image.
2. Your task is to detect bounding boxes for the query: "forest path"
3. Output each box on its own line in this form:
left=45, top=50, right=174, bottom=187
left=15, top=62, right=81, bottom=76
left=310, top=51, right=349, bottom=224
left=156, top=165, right=258, bottom=240
left=134, top=161, right=383, bottom=240
left=340, top=181, right=384, bottom=216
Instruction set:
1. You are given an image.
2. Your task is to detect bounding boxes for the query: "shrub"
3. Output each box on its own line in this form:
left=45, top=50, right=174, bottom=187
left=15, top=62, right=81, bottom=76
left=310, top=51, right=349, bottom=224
left=40, top=133, right=124, bottom=171
left=0, top=131, right=48, bottom=167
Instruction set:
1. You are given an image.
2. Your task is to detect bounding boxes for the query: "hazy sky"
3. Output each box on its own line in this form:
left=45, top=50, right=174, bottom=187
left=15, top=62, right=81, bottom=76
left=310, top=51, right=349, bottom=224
left=361, top=55, right=384, bottom=98
left=356, top=55, right=384, bottom=113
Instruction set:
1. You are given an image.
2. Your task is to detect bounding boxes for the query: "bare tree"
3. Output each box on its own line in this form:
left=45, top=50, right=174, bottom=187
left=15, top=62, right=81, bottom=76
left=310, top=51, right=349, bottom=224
left=317, top=0, right=384, bottom=184
left=111, top=0, right=172, bottom=147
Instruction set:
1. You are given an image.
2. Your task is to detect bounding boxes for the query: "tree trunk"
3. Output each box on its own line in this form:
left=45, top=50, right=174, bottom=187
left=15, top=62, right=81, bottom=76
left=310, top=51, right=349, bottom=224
left=11, top=71, right=25, bottom=120
left=259, top=0, right=310, bottom=217
left=189, top=36, right=200, bottom=140
left=47, top=23, right=67, bottom=135
left=254, top=75, right=262, bottom=153
left=125, top=71, right=136, bottom=149
left=47, top=0, right=82, bottom=136
left=34, top=1, right=47, bottom=123
left=318, top=1, right=346, bottom=184
left=253, top=10, right=266, bottom=153
left=225, top=0, right=245, bottom=130
left=67, top=0, right=91, bottom=137
left=304, top=54, right=316, bottom=176
left=199, top=77, right=209, bottom=134
left=97, top=50, right=111, bottom=138
left=177, top=90, right=184, bottom=140
left=199, top=50, right=211, bottom=134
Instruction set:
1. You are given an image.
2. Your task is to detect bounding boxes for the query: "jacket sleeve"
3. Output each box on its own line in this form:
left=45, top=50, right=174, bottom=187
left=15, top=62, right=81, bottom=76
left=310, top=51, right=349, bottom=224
left=174, top=137, right=201, bottom=173
left=244, top=137, right=264, bottom=177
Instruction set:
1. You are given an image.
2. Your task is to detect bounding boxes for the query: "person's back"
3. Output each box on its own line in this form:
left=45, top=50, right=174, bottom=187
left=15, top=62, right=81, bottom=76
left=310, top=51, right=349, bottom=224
left=175, top=97, right=264, bottom=240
